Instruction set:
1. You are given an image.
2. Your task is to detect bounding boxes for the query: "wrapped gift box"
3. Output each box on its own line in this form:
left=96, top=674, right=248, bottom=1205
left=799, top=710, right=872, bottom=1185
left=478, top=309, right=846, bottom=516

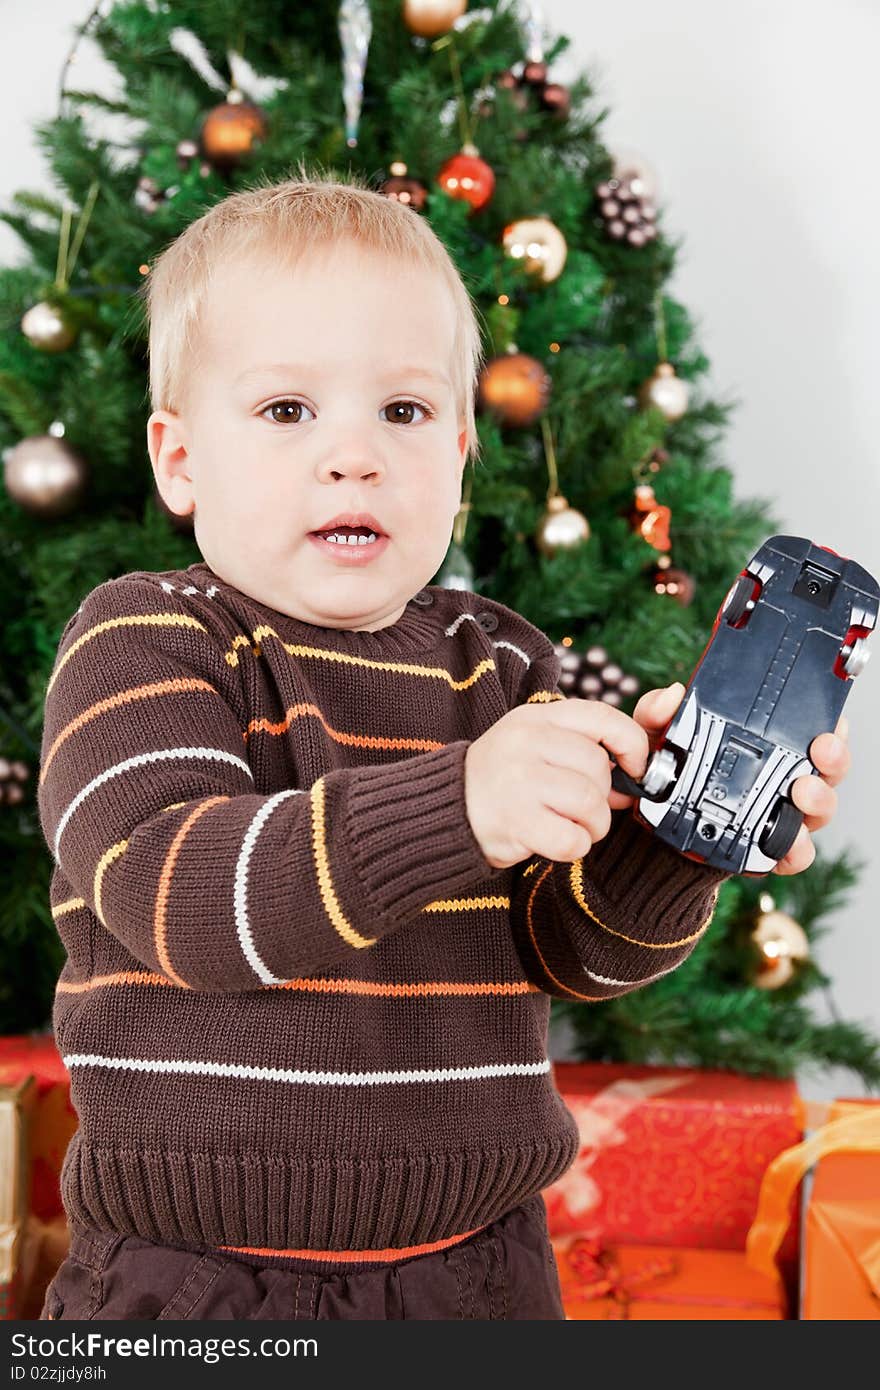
left=552, top=1230, right=786, bottom=1319
left=0, top=1076, right=37, bottom=1319
left=545, top=1061, right=803, bottom=1265
left=0, top=1032, right=76, bottom=1224
left=0, top=1034, right=76, bottom=1319
left=747, top=1097, right=880, bottom=1320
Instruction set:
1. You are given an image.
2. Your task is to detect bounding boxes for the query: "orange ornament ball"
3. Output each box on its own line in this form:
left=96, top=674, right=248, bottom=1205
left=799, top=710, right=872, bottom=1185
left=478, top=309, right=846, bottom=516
left=436, top=145, right=495, bottom=212
left=200, top=93, right=267, bottom=168
left=478, top=352, right=551, bottom=428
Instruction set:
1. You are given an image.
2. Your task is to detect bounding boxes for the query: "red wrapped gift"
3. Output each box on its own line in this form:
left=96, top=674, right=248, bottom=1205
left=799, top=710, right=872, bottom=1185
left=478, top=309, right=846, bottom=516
left=544, top=1061, right=803, bottom=1263
left=0, top=1033, right=76, bottom=1223
left=552, top=1231, right=786, bottom=1319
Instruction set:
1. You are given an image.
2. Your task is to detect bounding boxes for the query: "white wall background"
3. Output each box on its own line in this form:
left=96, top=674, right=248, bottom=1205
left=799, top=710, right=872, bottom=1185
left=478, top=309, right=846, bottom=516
left=2, top=0, right=877, bottom=1100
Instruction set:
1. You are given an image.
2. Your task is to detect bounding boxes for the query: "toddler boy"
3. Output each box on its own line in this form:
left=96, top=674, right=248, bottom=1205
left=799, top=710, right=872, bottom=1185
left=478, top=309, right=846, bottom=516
left=36, top=173, right=846, bottom=1320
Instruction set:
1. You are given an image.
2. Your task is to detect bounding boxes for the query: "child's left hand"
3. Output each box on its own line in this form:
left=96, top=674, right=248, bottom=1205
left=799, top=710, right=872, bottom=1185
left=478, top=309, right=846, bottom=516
left=610, top=682, right=851, bottom=876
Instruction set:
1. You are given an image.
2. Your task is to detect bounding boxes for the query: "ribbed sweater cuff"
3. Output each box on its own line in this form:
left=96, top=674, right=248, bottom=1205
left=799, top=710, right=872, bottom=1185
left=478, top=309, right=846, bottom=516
left=582, top=808, right=731, bottom=943
left=345, top=740, right=503, bottom=923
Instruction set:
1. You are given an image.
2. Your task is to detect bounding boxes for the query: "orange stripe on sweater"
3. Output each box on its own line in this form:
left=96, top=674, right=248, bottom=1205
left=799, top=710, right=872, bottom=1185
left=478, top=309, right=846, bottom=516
left=216, top=1225, right=486, bottom=1263
left=245, top=701, right=443, bottom=752
left=40, top=678, right=218, bottom=784
left=56, top=970, right=541, bottom=997
left=155, top=796, right=231, bottom=988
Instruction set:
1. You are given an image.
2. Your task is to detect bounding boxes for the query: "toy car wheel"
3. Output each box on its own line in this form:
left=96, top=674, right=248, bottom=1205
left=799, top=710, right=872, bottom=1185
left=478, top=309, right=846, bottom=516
left=642, top=747, right=677, bottom=797
left=722, top=576, right=756, bottom=626
left=841, top=637, right=871, bottom=677
left=758, top=799, right=804, bottom=861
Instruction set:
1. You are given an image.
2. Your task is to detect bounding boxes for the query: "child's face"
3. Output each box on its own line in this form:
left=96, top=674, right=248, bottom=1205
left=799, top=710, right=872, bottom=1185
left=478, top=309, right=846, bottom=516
left=147, top=240, right=468, bottom=631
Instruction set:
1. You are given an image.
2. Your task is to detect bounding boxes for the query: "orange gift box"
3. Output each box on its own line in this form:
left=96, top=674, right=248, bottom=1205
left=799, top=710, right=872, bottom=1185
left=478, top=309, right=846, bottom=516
left=544, top=1061, right=802, bottom=1265
left=551, top=1231, right=785, bottom=1319
left=0, top=1033, right=76, bottom=1224
left=747, top=1098, right=880, bottom=1320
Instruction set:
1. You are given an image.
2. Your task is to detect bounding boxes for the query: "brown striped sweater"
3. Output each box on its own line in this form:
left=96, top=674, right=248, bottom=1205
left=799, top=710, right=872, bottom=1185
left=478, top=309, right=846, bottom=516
left=37, top=560, right=729, bottom=1258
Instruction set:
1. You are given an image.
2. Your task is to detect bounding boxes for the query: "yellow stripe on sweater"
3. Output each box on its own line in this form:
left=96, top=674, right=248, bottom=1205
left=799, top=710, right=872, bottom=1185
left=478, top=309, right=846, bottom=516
left=310, top=775, right=377, bottom=950
left=46, top=612, right=208, bottom=698
left=226, top=625, right=497, bottom=690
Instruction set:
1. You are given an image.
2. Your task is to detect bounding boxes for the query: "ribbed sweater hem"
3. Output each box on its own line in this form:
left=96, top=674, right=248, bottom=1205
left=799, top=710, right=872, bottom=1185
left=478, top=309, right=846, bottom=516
left=59, top=1129, right=579, bottom=1269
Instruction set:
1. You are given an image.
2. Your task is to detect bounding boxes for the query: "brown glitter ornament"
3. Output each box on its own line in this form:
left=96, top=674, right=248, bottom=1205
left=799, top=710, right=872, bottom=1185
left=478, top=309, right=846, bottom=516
left=502, top=216, right=568, bottom=283
left=534, top=495, right=590, bottom=557
left=477, top=351, right=550, bottom=427
left=20, top=301, right=78, bottom=353
left=750, top=894, right=810, bottom=989
left=538, top=82, right=571, bottom=120
left=653, top=560, right=696, bottom=607
left=402, top=0, right=467, bottom=38
left=436, top=144, right=495, bottom=212
left=0, top=757, right=30, bottom=807
left=629, top=484, right=672, bottom=552
left=521, top=59, right=548, bottom=86
left=555, top=642, right=641, bottom=704
left=638, top=362, right=690, bottom=421
left=381, top=161, right=428, bottom=211
left=2, top=426, right=88, bottom=518
left=200, top=89, right=267, bottom=169
left=595, top=176, right=658, bottom=248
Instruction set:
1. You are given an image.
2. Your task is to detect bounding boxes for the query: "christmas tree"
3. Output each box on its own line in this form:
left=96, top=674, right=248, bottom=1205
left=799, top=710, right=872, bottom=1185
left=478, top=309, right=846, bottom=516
left=1, top=0, right=876, bottom=1085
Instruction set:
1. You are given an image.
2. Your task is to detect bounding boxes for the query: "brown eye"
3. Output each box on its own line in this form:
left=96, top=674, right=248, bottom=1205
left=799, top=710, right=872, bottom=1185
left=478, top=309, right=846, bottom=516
left=261, top=400, right=315, bottom=424
left=382, top=400, right=431, bottom=424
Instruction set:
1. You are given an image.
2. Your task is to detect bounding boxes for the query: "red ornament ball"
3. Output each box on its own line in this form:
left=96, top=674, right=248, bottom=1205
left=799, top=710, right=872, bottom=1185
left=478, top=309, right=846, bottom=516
left=436, top=147, right=495, bottom=212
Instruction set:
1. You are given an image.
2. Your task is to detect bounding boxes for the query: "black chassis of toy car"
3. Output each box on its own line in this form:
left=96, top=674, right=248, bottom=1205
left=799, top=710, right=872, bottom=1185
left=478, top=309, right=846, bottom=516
left=628, top=535, right=878, bottom=876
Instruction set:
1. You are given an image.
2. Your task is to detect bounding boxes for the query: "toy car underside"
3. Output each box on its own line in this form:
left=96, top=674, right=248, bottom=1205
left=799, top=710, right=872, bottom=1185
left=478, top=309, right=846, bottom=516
left=630, top=536, right=879, bottom=875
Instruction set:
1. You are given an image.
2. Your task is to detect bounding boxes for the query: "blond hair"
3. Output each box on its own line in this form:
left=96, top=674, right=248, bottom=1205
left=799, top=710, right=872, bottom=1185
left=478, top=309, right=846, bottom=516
left=139, top=163, right=486, bottom=463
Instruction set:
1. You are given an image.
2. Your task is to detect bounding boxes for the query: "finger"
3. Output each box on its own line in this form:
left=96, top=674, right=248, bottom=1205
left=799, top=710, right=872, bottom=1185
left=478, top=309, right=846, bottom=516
left=771, top=823, right=816, bottom=876
left=539, top=727, right=613, bottom=797
left=790, top=774, right=837, bottom=831
left=544, top=698, right=650, bottom=781
left=632, top=682, right=686, bottom=736
left=808, top=730, right=851, bottom=788
left=539, top=765, right=613, bottom=844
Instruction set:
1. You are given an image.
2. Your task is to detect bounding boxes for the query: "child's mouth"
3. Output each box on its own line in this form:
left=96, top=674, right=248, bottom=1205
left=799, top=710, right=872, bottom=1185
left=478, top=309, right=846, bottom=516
left=307, top=531, right=390, bottom=565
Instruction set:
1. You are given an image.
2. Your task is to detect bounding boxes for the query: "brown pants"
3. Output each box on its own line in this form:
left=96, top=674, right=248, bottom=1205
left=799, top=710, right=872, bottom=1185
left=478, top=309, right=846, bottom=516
left=39, top=1194, right=565, bottom=1321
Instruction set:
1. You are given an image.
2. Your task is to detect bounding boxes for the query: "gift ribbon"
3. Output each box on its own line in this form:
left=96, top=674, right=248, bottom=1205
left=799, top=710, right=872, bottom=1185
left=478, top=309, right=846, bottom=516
left=568, top=1237, right=678, bottom=1319
left=565, top=1236, right=780, bottom=1317
left=746, top=1106, right=880, bottom=1295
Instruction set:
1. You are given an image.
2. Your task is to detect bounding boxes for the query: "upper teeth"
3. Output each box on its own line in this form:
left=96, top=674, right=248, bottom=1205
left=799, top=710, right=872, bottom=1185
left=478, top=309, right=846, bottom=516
left=324, top=532, right=377, bottom=545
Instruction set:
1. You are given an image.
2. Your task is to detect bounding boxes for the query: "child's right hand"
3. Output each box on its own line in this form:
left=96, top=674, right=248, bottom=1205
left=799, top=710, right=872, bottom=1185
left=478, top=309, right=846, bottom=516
left=464, top=698, right=654, bottom=870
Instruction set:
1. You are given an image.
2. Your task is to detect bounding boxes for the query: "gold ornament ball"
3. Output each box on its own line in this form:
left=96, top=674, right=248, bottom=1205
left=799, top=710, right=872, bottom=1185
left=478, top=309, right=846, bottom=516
left=750, top=905, right=810, bottom=991
left=502, top=216, right=568, bottom=284
left=402, top=0, right=467, bottom=38
left=200, top=93, right=267, bottom=168
left=638, top=362, right=690, bottom=422
left=20, top=301, right=78, bottom=353
left=535, top=494, right=591, bottom=557
left=477, top=351, right=550, bottom=427
left=2, top=433, right=88, bottom=518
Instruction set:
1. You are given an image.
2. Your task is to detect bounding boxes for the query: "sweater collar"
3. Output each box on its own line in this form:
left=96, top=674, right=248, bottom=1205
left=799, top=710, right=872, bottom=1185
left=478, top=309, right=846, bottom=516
left=188, top=562, right=455, bottom=657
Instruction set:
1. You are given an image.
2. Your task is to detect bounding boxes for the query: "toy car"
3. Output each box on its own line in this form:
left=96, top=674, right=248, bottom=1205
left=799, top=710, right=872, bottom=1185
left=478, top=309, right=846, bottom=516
left=610, top=535, right=879, bottom=875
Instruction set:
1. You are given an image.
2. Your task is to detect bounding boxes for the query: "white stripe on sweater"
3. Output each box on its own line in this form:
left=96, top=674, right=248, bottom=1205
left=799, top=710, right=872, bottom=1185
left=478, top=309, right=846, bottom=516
left=235, top=787, right=304, bottom=984
left=583, top=960, right=683, bottom=988
left=62, top=1054, right=552, bottom=1086
left=53, top=747, right=254, bottom=860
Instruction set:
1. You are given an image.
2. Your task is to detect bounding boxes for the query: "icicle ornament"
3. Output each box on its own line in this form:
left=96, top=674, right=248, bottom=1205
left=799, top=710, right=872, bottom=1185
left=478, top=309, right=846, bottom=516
left=339, top=0, right=373, bottom=147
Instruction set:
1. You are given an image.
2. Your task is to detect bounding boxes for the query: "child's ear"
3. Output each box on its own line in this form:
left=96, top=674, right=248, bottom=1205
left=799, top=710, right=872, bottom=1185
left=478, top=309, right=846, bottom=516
left=147, top=410, right=195, bottom=516
left=457, top=428, right=467, bottom=465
